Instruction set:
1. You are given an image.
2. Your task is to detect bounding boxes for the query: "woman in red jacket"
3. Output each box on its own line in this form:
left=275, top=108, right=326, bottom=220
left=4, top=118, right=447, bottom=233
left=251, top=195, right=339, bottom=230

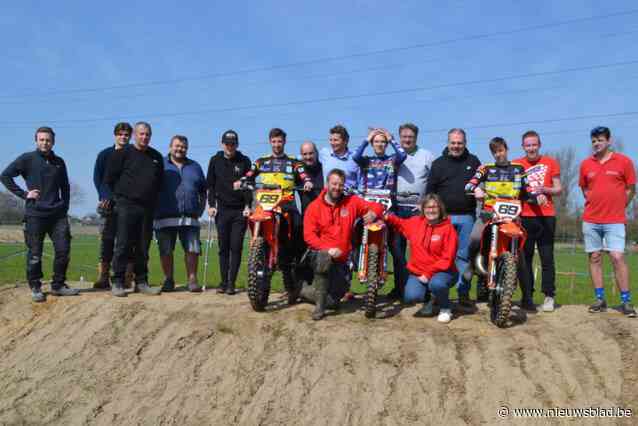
left=385, top=194, right=459, bottom=323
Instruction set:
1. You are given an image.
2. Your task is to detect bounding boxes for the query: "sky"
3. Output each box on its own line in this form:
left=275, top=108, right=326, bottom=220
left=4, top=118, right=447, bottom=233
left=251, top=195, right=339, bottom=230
left=1, top=0, right=637, bottom=215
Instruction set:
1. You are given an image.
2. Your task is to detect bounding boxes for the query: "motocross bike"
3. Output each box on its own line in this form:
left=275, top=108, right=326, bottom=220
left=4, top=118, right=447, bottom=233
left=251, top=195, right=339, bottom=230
left=241, top=183, right=302, bottom=312
left=353, top=189, right=393, bottom=319
left=473, top=198, right=527, bottom=327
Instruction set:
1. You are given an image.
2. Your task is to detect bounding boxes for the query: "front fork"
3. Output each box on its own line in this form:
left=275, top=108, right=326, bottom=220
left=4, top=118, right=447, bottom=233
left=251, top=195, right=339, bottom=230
left=487, top=223, right=519, bottom=292
left=358, top=226, right=369, bottom=281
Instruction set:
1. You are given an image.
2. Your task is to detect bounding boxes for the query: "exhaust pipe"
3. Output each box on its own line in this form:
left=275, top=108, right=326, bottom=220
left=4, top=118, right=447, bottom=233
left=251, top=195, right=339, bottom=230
left=475, top=254, right=488, bottom=277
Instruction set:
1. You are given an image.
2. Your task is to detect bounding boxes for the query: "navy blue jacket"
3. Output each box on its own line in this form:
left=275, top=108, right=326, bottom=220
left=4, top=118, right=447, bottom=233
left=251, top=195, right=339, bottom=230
left=1, top=150, right=70, bottom=218
left=93, top=146, right=117, bottom=200
left=155, top=156, right=207, bottom=219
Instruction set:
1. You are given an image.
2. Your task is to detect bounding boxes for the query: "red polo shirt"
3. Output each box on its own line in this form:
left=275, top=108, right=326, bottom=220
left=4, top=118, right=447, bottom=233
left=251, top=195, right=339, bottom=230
left=516, top=155, right=561, bottom=217
left=579, top=152, right=636, bottom=224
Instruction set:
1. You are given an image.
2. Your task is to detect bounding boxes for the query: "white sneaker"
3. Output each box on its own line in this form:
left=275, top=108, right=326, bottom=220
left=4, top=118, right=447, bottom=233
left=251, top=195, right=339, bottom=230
left=542, top=296, right=555, bottom=312
left=437, top=308, right=452, bottom=323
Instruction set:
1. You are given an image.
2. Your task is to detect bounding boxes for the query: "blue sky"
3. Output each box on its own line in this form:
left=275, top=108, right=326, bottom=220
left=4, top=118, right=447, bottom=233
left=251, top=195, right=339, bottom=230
left=1, top=1, right=637, bottom=215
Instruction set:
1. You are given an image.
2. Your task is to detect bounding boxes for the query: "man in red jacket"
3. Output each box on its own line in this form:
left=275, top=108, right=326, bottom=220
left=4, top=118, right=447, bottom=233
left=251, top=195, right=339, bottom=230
left=303, top=168, right=384, bottom=320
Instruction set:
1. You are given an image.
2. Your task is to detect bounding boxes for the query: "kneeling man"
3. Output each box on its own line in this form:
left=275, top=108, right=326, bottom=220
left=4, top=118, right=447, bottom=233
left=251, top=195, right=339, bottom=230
left=303, top=169, right=384, bottom=320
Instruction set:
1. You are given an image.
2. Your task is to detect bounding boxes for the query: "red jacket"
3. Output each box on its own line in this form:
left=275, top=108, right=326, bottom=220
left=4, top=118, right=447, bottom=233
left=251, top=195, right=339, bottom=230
left=304, top=189, right=384, bottom=263
left=386, top=215, right=458, bottom=279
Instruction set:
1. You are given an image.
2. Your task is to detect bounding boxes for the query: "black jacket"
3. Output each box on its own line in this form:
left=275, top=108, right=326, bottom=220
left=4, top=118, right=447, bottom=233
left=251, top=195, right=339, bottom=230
left=296, top=160, right=324, bottom=215
left=1, top=150, right=70, bottom=218
left=426, top=148, right=481, bottom=215
left=93, top=146, right=117, bottom=201
left=206, top=150, right=252, bottom=209
left=103, top=144, right=164, bottom=208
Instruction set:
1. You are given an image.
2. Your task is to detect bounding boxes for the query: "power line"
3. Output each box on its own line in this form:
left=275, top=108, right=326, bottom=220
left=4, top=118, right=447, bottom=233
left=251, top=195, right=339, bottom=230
left=1, top=8, right=637, bottom=99
left=4, top=26, right=637, bottom=108
left=3, top=59, right=637, bottom=126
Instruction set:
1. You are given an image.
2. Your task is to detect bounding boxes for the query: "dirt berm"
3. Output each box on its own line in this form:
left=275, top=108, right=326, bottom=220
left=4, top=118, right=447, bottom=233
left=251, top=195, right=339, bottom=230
left=0, top=284, right=636, bottom=425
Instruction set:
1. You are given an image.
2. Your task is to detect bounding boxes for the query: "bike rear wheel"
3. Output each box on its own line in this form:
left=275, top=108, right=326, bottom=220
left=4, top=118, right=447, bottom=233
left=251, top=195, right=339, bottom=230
left=247, top=237, right=271, bottom=312
left=490, top=252, right=516, bottom=327
left=364, top=244, right=380, bottom=319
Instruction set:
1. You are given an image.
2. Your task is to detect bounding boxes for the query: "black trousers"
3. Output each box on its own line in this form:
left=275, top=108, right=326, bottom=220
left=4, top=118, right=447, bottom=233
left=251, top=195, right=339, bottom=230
left=306, top=250, right=349, bottom=301
left=519, top=216, right=557, bottom=298
left=98, top=211, right=117, bottom=264
left=23, top=215, right=71, bottom=288
left=278, top=203, right=302, bottom=268
left=215, top=206, right=247, bottom=288
left=112, top=200, right=153, bottom=284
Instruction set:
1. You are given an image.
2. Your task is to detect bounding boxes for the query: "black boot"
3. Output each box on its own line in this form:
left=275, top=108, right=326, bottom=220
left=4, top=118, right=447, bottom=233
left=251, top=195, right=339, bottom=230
left=312, top=275, right=328, bottom=320
left=282, top=266, right=301, bottom=305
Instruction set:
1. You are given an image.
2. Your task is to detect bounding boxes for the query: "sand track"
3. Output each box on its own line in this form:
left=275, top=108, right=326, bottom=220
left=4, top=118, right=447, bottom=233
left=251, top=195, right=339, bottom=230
left=0, top=285, right=636, bottom=425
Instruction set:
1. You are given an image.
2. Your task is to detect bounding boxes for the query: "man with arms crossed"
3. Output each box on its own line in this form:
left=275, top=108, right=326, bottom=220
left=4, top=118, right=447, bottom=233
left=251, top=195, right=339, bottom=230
left=155, top=135, right=207, bottom=292
left=580, top=126, right=636, bottom=317
left=426, top=129, right=481, bottom=306
left=104, top=122, right=164, bottom=297
left=1, top=126, right=78, bottom=302
left=515, top=130, right=562, bottom=312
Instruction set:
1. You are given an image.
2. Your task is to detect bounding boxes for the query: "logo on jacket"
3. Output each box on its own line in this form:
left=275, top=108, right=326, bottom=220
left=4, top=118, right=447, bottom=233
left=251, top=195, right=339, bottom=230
left=340, top=208, right=349, bottom=217
left=234, top=165, right=241, bottom=175
left=431, top=235, right=441, bottom=242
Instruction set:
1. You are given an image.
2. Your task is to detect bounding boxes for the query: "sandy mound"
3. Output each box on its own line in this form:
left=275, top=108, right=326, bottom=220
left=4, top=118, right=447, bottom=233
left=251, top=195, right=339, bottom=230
left=0, top=285, right=636, bottom=425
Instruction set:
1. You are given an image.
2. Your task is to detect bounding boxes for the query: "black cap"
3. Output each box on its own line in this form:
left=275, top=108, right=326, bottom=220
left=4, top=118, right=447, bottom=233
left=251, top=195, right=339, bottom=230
left=221, top=129, right=239, bottom=144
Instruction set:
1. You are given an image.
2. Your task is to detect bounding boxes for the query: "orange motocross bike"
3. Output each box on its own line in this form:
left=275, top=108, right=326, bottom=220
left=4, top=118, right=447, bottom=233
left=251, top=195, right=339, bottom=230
left=354, top=189, right=393, bottom=319
left=241, top=182, right=301, bottom=312
left=473, top=197, right=527, bottom=327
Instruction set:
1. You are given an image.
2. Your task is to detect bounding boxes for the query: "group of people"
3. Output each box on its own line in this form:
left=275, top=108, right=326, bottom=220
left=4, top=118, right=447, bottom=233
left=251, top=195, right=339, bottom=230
left=1, top=122, right=635, bottom=322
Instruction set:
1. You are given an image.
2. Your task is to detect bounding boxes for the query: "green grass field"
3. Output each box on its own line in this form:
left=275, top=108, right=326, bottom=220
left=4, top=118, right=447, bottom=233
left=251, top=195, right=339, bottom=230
left=1, top=229, right=636, bottom=305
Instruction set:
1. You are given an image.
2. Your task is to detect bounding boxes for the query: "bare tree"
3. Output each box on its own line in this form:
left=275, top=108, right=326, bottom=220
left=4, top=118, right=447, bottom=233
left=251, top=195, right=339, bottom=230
left=547, top=146, right=578, bottom=216
left=70, top=182, right=86, bottom=207
left=0, top=191, right=24, bottom=224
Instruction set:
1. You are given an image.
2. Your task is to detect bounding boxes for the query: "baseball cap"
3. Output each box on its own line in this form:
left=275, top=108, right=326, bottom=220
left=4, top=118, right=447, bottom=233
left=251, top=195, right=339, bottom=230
left=221, top=130, right=239, bottom=144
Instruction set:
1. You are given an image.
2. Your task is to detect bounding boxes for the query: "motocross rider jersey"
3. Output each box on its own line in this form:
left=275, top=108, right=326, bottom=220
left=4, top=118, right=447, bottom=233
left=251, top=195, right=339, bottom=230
left=465, top=161, right=529, bottom=211
left=243, top=153, right=309, bottom=197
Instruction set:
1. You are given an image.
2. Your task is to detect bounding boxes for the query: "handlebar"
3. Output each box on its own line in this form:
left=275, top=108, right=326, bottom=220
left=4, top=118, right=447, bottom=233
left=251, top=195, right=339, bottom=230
left=237, top=182, right=308, bottom=191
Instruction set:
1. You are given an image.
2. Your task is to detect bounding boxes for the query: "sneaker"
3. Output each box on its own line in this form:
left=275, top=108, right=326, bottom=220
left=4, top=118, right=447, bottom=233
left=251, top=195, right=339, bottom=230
left=50, top=284, right=80, bottom=297
left=161, top=278, right=175, bottom=292
left=588, top=299, right=607, bottom=313
left=620, top=303, right=637, bottom=318
left=31, top=289, right=46, bottom=303
left=437, top=308, right=452, bottom=323
left=225, top=284, right=236, bottom=295
left=414, top=300, right=435, bottom=318
left=135, top=282, right=161, bottom=295
left=188, top=282, right=203, bottom=293
left=216, top=283, right=227, bottom=294
left=111, top=283, right=127, bottom=297
left=542, top=296, right=555, bottom=312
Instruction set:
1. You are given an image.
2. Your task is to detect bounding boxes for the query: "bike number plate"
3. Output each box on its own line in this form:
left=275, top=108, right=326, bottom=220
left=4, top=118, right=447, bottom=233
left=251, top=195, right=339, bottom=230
left=364, top=195, right=392, bottom=210
left=493, top=200, right=521, bottom=219
left=257, top=190, right=282, bottom=211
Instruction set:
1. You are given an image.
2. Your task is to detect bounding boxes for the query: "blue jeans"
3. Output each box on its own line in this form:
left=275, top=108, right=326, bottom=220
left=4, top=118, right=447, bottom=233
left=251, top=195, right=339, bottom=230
left=582, top=222, right=626, bottom=253
left=390, top=206, right=419, bottom=294
left=450, top=214, right=475, bottom=295
left=404, top=270, right=458, bottom=309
